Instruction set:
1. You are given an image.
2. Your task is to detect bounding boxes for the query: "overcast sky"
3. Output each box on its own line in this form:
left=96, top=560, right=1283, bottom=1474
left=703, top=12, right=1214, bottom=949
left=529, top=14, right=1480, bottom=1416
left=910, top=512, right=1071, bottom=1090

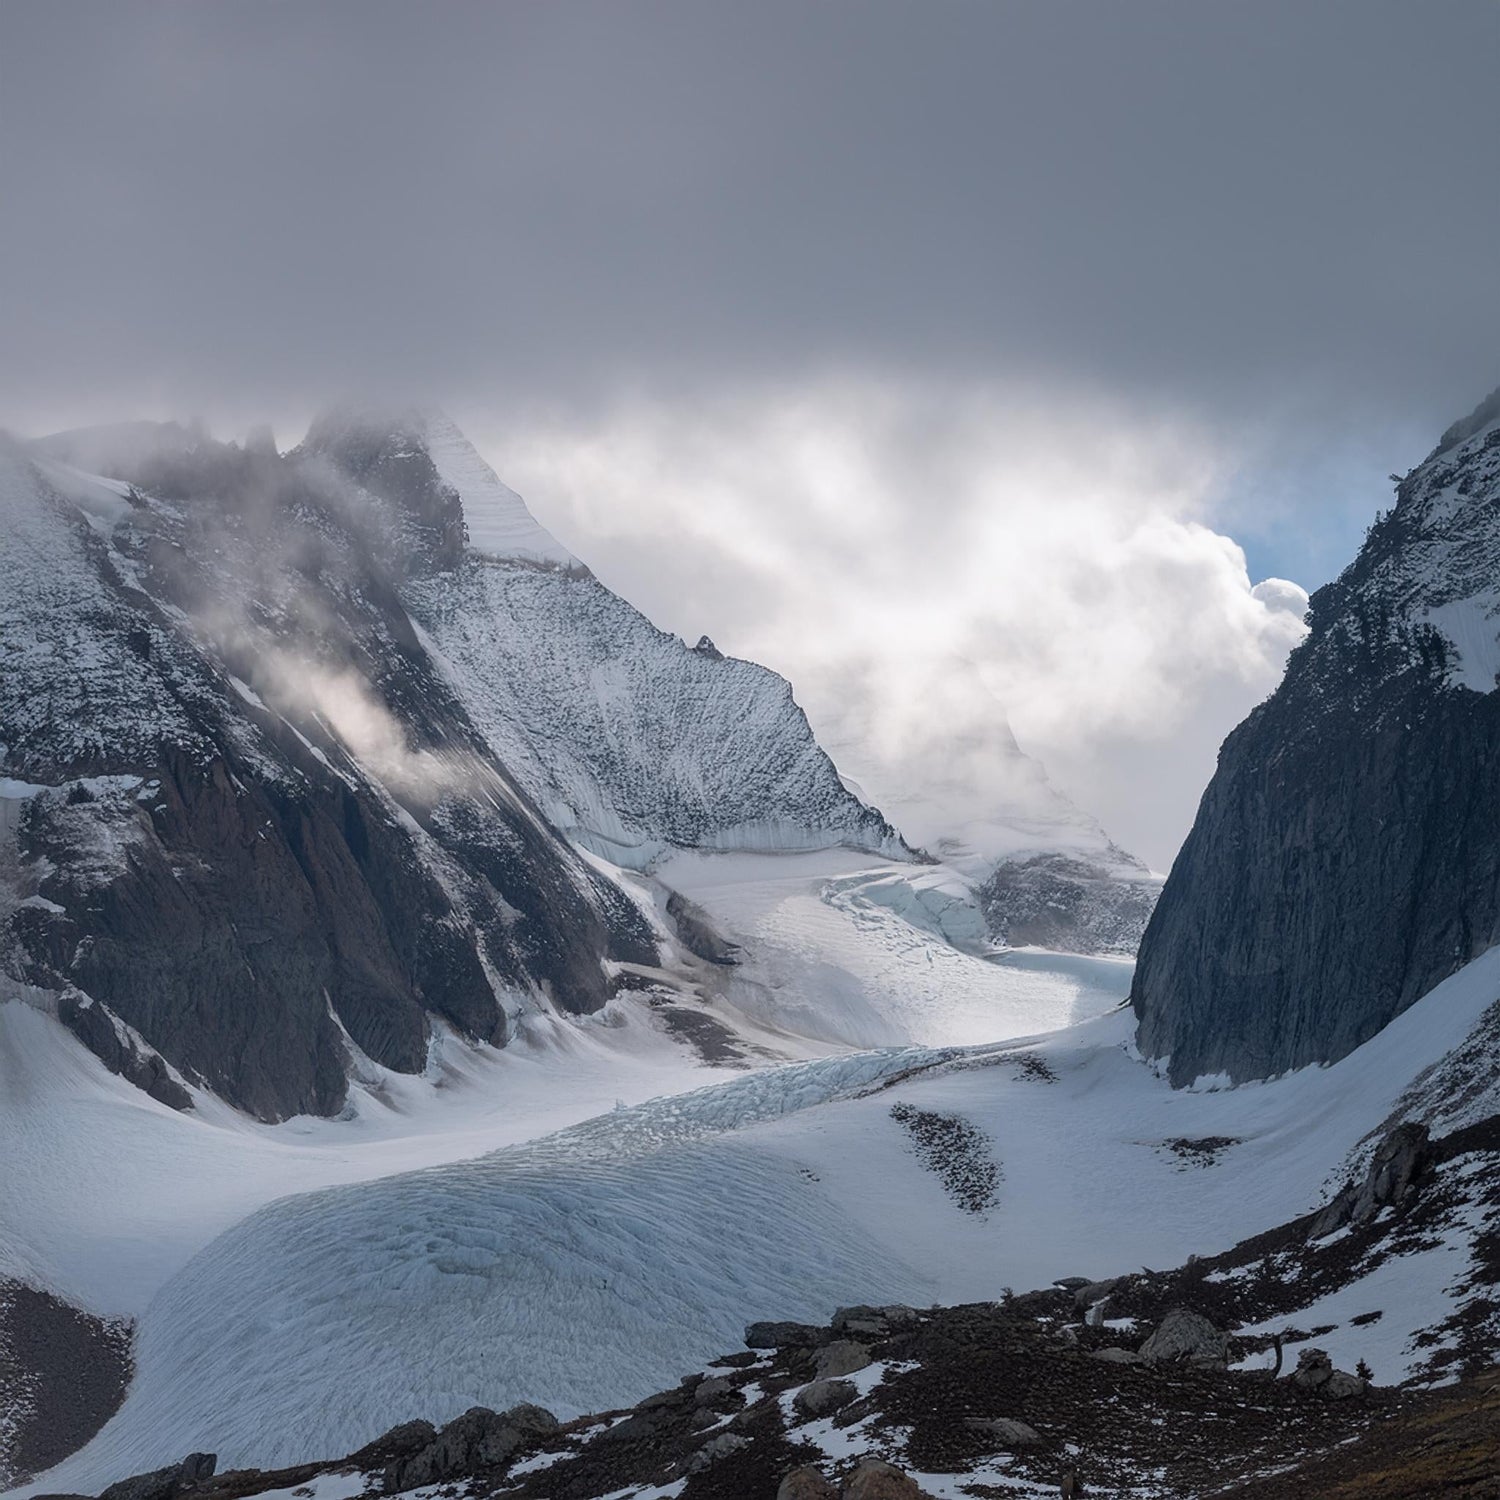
left=3, top=1, right=1498, bottom=864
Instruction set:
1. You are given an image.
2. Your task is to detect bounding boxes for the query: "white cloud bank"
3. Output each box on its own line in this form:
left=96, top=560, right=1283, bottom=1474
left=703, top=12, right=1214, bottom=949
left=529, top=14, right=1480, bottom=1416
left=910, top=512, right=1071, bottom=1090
left=470, top=381, right=1310, bottom=869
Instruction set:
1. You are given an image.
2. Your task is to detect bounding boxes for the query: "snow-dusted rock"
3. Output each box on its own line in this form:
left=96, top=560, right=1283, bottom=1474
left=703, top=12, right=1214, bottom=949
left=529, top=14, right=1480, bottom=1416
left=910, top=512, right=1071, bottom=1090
left=1, top=408, right=911, bottom=1117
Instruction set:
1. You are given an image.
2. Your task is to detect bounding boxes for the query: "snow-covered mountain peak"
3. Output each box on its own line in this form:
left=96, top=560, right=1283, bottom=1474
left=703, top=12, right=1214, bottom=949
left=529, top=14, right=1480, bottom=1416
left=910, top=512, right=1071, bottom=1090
left=298, top=406, right=580, bottom=573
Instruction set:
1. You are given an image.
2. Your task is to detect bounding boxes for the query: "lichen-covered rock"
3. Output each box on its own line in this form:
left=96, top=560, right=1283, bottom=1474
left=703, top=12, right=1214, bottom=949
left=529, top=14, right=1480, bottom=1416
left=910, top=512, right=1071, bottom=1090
left=692, top=1375, right=737, bottom=1408
left=685, top=1432, right=751, bottom=1472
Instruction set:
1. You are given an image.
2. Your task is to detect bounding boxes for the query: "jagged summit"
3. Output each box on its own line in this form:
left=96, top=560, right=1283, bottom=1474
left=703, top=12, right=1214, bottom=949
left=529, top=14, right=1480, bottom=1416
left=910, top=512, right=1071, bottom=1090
left=1133, top=382, right=1500, bottom=1084
left=298, top=406, right=581, bottom=572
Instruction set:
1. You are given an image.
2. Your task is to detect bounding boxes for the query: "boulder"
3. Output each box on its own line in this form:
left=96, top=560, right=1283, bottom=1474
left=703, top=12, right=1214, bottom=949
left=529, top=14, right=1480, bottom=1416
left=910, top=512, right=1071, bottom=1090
left=99, top=1454, right=217, bottom=1500
left=792, top=1378, right=859, bottom=1419
left=383, top=1404, right=557, bottom=1491
left=745, top=1319, right=828, bottom=1349
left=776, top=1467, right=839, bottom=1500
left=843, top=1458, right=934, bottom=1499
left=1139, top=1308, right=1229, bottom=1368
left=686, top=1432, right=751, bottom=1472
left=693, top=1375, right=737, bottom=1407
left=963, top=1416, right=1044, bottom=1448
left=814, top=1339, right=873, bottom=1379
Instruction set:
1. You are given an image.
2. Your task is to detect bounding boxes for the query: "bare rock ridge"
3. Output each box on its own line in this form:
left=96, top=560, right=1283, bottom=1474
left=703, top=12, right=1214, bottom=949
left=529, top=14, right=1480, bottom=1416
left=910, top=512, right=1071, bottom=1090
left=1132, top=384, right=1500, bottom=1084
left=0, top=411, right=899, bottom=1119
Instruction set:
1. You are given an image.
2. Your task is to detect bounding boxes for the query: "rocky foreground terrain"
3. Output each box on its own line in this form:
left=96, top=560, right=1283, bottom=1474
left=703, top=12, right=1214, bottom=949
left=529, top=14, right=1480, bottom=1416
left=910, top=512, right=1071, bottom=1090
left=37, top=1111, right=1496, bottom=1500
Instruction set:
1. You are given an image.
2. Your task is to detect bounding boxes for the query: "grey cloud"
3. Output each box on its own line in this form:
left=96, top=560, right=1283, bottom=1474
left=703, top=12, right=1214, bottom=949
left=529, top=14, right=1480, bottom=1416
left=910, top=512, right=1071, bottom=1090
left=2, top=0, right=1496, bottom=437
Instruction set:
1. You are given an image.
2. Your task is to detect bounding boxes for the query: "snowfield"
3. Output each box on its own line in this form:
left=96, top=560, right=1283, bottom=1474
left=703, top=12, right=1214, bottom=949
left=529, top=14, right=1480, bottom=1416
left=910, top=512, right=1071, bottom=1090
left=12, top=936, right=1500, bottom=1494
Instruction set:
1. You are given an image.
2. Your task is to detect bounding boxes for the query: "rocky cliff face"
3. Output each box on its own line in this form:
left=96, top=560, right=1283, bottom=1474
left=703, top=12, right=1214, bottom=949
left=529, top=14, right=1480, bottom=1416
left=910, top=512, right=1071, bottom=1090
left=1132, top=387, right=1500, bottom=1084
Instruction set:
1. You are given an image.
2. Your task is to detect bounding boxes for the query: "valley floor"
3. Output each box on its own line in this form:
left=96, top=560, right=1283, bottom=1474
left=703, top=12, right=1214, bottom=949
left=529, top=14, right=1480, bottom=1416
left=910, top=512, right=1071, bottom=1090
left=3, top=852, right=1497, bottom=1499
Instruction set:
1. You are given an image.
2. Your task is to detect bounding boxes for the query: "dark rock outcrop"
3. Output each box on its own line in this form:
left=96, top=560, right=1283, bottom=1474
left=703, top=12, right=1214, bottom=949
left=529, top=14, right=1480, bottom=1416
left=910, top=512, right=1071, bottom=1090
left=745, top=1320, right=829, bottom=1349
left=56, top=992, right=192, bottom=1112
left=979, top=851, right=1159, bottom=956
left=98, top=1453, right=215, bottom=1500
left=1308, top=1121, right=1433, bottom=1239
left=665, top=888, right=741, bottom=965
left=1133, top=388, right=1500, bottom=1083
left=381, top=1403, right=557, bottom=1491
left=0, top=1281, right=133, bottom=1491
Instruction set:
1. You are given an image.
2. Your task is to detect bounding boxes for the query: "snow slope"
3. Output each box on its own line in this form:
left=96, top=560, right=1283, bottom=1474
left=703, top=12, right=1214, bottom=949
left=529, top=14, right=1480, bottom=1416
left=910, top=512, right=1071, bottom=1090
left=403, top=563, right=906, bottom=869
left=658, top=849, right=1131, bottom=1048
left=22, top=937, right=1499, bottom=1493
left=418, top=412, right=578, bottom=569
left=0, top=992, right=741, bottom=1318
